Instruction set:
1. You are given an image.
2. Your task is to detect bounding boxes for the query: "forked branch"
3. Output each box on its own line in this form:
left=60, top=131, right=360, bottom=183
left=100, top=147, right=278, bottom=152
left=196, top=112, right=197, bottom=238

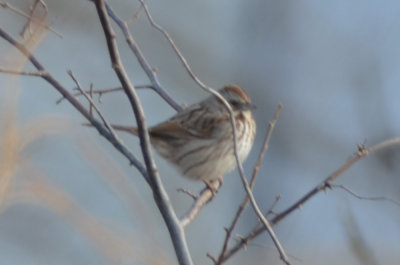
left=92, top=1, right=193, bottom=264
left=0, top=27, right=147, bottom=178
left=218, top=137, right=400, bottom=263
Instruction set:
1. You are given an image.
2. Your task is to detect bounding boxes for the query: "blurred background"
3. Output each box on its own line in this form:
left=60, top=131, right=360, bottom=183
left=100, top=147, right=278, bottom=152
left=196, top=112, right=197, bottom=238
left=1, top=0, right=400, bottom=264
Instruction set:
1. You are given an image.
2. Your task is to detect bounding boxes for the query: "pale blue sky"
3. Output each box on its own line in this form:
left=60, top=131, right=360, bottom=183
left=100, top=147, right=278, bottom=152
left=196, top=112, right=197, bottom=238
left=1, top=1, right=400, bottom=264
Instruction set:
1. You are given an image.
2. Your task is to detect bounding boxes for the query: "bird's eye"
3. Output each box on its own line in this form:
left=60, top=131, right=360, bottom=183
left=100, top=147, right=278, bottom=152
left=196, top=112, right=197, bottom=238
left=229, top=100, right=241, bottom=109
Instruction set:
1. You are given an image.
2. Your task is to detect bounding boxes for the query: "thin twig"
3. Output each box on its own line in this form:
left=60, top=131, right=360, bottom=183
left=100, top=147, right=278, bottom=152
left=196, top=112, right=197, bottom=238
left=217, top=103, right=283, bottom=264
left=180, top=180, right=221, bottom=228
left=94, top=0, right=155, bottom=184
left=233, top=136, right=292, bottom=265
left=135, top=3, right=258, bottom=228
left=0, top=26, right=147, bottom=180
left=0, top=1, right=62, bottom=38
left=93, top=1, right=193, bottom=265
left=251, top=103, right=283, bottom=186
left=138, top=0, right=208, bottom=90
left=332, top=184, right=400, bottom=207
left=102, top=2, right=182, bottom=112
left=207, top=253, right=218, bottom=264
left=56, top=85, right=153, bottom=104
left=68, top=70, right=120, bottom=137
left=266, top=195, right=281, bottom=217
left=138, top=0, right=247, bottom=132
left=139, top=2, right=292, bottom=263
left=176, top=188, right=198, bottom=201
left=220, top=137, right=400, bottom=262
left=141, top=4, right=287, bottom=253
left=138, top=0, right=247, bottom=221
left=89, top=83, right=94, bottom=117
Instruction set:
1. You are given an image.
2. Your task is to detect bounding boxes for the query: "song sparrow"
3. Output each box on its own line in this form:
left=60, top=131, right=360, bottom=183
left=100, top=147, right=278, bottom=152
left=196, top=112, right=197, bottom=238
left=105, top=85, right=256, bottom=181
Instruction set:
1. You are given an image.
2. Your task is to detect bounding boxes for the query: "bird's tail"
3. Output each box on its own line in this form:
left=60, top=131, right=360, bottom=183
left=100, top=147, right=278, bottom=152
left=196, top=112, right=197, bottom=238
left=109, top=124, right=138, bottom=135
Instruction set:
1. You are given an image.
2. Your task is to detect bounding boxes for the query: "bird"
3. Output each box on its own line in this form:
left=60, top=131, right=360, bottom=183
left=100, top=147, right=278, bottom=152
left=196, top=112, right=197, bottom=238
left=89, top=85, right=256, bottom=182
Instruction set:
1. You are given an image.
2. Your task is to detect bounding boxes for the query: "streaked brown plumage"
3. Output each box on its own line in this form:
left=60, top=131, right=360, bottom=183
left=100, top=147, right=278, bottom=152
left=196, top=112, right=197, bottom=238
left=108, top=85, right=256, bottom=181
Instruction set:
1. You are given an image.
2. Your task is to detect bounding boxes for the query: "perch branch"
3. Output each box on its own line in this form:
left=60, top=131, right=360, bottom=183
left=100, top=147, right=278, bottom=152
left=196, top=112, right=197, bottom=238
left=138, top=2, right=291, bottom=263
left=216, top=103, right=283, bottom=264
left=180, top=180, right=221, bottom=228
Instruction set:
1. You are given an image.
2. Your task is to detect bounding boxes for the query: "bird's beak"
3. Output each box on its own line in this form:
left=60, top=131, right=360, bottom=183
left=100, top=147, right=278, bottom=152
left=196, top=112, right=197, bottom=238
left=243, top=102, right=256, bottom=111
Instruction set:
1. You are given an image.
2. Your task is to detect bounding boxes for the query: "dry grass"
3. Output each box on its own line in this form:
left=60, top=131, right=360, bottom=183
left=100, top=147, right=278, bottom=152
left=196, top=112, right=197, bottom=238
left=0, top=14, right=171, bottom=265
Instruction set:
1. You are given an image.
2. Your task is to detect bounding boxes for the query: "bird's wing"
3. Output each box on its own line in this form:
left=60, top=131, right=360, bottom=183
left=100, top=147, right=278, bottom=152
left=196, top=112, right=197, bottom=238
left=150, top=104, right=225, bottom=140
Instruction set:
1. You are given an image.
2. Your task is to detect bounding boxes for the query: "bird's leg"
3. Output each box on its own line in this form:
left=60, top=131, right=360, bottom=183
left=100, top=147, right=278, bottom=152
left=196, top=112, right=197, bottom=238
left=202, top=178, right=223, bottom=195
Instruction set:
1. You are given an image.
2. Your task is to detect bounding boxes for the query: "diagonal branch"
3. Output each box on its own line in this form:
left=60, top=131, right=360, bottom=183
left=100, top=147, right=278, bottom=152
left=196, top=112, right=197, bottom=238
left=332, top=184, right=400, bottom=207
left=180, top=179, right=221, bottom=228
left=0, top=27, right=147, bottom=180
left=56, top=85, right=153, bottom=104
left=92, top=1, right=193, bottom=265
left=137, top=1, right=292, bottom=263
left=102, top=2, right=182, bottom=112
left=67, top=70, right=119, bottom=136
left=217, top=103, right=283, bottom=264
left=231, top=118, right=291, bottom=264
left=219, top=137, right=400, bottom=263
left=138, top=0, right=209, bottom=91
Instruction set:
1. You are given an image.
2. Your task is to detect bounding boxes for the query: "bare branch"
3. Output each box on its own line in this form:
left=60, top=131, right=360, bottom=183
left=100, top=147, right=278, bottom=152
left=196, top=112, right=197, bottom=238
left=0, top=26, right=147, bottom=180
left=266, top=195, right=281, bottom=217
left=92, top=1, right=193, bottom=264
left=221, top=137, right=400, bottom=262
left=68, top=70, right=121, bottom=137
left=207, top=253, right=218, bottom=264
left=138, top=0, right=209, bottom=90
left=102, top=2, right=182, bottom=112
left=217, top=103, right=283, bottom=264
left=138, top=2, right=292, bottom=263
left=180, top=180, right=221, bottom=228
left=93, top=0, right=154, bottom=177
left=4, top=2, right=399, bottom=265
left=89, top=83, right=94, bottom=116
left=332, top=184, right=400, bottom=207
left=233, top=132, right=292, bottom=265
left=134, top=7, right=288, bottom=258
left=251, top=103, right=283, bottom=186
left=56, top=85, right=153, bottom=104
left=176, top=188, right=198, bottom=201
